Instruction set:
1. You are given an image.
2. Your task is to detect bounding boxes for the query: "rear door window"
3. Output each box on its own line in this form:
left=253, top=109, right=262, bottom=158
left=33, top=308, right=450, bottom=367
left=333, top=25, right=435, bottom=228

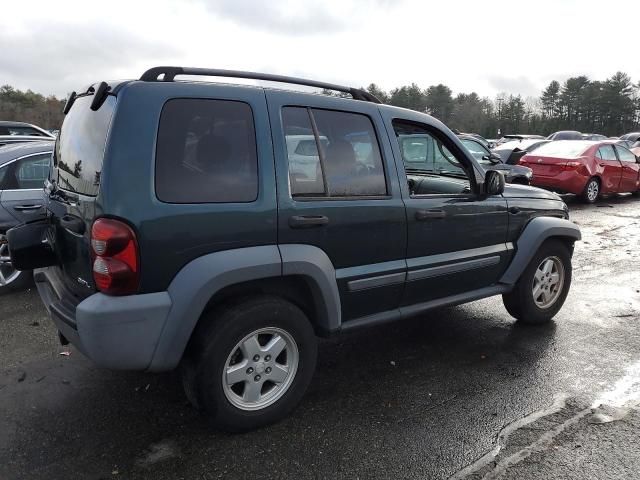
left=282, top=107, right=325, bottom=197
left=282, top=107, right=387, bottom=198
left=15, top=154, right=50, bottom=189
left=155, top=99, right=258, bottom=203
left=0, top=153, right=51, bottom=190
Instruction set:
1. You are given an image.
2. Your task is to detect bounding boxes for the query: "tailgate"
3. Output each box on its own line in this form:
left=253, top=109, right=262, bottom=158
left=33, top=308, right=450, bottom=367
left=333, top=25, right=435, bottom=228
left=47, top=93, right=117, bottom=300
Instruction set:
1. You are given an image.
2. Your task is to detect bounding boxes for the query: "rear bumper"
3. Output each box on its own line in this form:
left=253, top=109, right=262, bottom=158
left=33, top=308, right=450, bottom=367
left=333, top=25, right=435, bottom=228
left=530, top=171, right=588, bottom=195
left=35, top=268, right=172, bottom=370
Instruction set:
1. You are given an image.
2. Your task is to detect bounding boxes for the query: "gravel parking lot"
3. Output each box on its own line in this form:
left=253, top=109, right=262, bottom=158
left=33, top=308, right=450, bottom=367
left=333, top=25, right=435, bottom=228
left=2, top=195, right=640, bottom=480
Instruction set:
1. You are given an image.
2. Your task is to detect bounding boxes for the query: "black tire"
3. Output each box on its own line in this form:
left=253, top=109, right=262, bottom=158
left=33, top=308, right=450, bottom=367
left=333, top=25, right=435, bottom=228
left=0, top=269, right=33, bottom=295
left=502, top=240, right=572, bottom=325
left=182, top=295, right=318, bottom=432
left=581, top=177, right=600, bottom=203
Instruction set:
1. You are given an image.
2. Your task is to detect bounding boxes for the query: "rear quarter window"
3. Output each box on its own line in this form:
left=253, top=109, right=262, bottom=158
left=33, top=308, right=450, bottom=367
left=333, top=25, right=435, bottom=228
left=155, top=99, right=258, bottom=203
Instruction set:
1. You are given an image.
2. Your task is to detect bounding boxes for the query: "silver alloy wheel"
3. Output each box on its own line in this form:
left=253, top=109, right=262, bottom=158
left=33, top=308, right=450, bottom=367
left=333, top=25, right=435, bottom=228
left=587, top=179, right=599, bottom=202
left=0, top=242, right=20, bottom=287
left=222, top=327, right=299, bottom=411
left=532, top=256, right=565, bottom=309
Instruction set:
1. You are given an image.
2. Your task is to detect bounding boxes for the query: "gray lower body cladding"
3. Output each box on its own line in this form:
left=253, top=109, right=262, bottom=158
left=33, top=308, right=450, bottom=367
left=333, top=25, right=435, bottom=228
left=33, top=217, right=580, bottom=372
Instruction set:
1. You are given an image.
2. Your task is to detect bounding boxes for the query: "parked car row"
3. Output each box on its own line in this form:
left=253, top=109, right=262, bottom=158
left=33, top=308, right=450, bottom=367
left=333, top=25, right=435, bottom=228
left=520, top=140, right=640, bottom=203
left=459, top=130, right=640, bottom=202
left=457, top=134, right=533, bottom=184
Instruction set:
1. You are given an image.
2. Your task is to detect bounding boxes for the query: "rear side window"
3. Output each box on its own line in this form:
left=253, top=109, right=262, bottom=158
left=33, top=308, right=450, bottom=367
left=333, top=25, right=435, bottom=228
left=56, top=95, right=116, bottom=196
left=597, top=145, right=617, bottom=161
left=156, top=99, right=258, bottom=203
left=616, top=146, right=637, bottom=163
left=282, top=107, right=386, bottom=197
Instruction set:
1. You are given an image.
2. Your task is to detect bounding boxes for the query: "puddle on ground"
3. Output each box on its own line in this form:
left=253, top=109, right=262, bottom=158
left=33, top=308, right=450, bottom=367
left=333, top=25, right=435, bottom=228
left=594, top=360, right=640, bottom=408
left=451, top=359, right=640, bottom=479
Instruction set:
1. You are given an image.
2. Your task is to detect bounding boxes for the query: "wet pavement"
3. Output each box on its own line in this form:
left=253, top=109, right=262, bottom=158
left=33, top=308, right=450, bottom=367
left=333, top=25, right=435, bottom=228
left=2, top=194, right=640, bottom=479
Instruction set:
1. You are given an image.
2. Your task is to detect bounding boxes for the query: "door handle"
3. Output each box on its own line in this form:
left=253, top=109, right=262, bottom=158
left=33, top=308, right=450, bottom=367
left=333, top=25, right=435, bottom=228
left=509, top=206, right=521, bottom=214
left=60, top=214, right=86, bottom=235
left=289, top=215, right=329, bottom=229
left=415, top=209, right=446, bottom=221
left=13, top=204, right=43, bottom=211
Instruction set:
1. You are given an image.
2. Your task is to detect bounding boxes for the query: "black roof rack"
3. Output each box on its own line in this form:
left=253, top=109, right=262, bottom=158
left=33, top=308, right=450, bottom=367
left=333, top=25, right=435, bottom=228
left=139, top=66, right=382, bottom=104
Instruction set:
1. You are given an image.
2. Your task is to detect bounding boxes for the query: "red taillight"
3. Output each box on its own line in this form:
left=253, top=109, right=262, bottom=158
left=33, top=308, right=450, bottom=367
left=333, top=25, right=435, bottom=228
left=91, top=218, right=139, bottom=295
left=564, top=161, right=583, bottom=170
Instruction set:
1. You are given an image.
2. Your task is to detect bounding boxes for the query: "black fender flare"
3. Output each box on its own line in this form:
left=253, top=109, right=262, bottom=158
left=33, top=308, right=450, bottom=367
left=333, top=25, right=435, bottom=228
left=149, top=244, right=341, bottom=371
left=500, top=217, right=581, bottom=286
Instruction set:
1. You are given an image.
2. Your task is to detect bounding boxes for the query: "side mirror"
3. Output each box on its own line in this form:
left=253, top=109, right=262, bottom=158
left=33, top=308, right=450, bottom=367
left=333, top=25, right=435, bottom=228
left=484, top=170, right=505, bottom=196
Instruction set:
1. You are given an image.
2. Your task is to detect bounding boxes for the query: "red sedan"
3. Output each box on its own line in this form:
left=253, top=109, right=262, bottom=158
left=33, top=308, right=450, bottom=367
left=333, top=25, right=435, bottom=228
left=519, top=140, right=640, bottom=203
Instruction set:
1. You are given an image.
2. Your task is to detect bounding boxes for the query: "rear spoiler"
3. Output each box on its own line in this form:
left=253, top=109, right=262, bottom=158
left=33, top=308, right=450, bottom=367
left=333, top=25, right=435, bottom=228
left=63, top=81, right=112, bottom=115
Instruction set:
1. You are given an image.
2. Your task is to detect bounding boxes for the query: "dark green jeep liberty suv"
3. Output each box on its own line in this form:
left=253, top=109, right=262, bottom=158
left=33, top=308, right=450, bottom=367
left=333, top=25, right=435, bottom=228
left=12, top=67, right=580, bottom=431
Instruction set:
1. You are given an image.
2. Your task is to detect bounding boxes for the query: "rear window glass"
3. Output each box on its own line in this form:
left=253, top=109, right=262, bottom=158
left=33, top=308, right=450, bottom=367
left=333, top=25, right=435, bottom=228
left=531, top=141, right=591, bottom=158
left=55, top=95, right=116, bottom=196
left=155, top=99, right=258, bottom=203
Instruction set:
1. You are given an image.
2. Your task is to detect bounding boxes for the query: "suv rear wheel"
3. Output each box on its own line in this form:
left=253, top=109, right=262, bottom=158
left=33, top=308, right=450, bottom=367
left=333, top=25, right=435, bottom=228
left=502, top=239, right=572, bottom=324
left=182, top=295, right=318, bottom=432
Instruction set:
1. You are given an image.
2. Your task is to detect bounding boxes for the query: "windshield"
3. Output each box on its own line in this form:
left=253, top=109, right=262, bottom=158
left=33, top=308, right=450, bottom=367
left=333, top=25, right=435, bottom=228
left=529, top=140, right=592, bottom=158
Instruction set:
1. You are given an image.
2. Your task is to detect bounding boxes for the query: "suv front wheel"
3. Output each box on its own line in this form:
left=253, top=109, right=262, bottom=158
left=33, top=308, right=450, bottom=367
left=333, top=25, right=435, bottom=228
left=182, top=295, right=318, bottom=432
left=502, top=239, right=572, bottom=324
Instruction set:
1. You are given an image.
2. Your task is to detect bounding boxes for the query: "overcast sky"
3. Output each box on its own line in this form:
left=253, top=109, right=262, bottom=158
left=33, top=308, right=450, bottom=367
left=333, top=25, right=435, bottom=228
left=2, top=0, right=637, bottom=99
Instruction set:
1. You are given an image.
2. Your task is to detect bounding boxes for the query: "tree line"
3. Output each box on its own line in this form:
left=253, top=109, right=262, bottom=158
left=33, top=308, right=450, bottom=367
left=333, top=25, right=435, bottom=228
left=0, top=85, right=65, bottom=131
left=2, top=71, right=639, bottom=138
left=364, top=72, right=640, bottom=138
